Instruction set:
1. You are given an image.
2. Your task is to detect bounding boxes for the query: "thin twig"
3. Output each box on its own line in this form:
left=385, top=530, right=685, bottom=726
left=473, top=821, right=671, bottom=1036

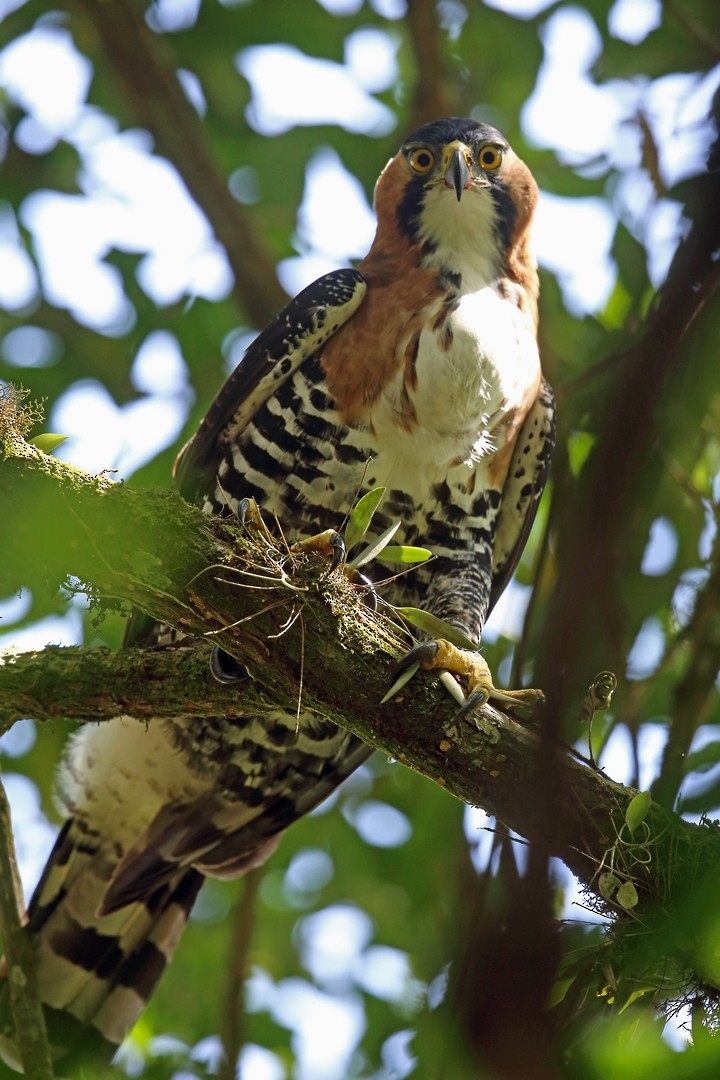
left=218, top=870, right=261, bottom=1080
left=406, top=0, right=454, bottom=126
left=71, top=0, right=286, bottom=325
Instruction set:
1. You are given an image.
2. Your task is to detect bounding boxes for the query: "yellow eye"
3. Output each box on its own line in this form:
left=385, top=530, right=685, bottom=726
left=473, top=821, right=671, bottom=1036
left=409, top=147, right=435, bottom=174
left=478, top=144, right=502, bottom=171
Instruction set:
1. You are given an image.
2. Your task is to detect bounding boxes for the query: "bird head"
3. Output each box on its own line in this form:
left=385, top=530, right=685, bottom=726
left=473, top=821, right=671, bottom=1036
left=372, top=117, right=538, bottom=287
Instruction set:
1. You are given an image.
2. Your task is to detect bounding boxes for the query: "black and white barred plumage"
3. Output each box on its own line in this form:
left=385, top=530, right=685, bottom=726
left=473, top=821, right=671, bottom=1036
left=0, top=118, right=554, bottom=1072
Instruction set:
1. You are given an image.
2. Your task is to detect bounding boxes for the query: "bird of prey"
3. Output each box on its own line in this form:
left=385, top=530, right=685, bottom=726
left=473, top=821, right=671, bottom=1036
left=0, top=116, right=554, bottom=1072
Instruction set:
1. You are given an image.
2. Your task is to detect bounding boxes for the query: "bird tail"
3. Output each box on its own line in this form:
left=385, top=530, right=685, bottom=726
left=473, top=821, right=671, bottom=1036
left=0, top=818, right=203, bottom=1074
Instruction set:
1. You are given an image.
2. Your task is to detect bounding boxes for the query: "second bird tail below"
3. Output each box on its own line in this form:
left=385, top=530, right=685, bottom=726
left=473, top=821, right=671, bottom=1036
left=0, top=817, right=204, bottom=1075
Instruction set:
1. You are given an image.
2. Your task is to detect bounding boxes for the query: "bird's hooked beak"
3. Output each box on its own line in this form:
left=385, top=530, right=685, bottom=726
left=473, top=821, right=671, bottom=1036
left=443, top=141, right=473, bottom=202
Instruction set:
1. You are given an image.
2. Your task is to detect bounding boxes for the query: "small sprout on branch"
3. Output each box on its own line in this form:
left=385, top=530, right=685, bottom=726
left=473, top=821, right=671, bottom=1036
left=579, top=670, right=617, bottom=765
left=615, top=879, right=639, bottom=911
left=395, top=609, right=478, bottom=652
left=29, top=433, right=68, bottom=454
left=342, top=487, right=432, bottom=572
left=625, top=790, right=652, bottom=835
left=344, top=486, right=386, bottom=552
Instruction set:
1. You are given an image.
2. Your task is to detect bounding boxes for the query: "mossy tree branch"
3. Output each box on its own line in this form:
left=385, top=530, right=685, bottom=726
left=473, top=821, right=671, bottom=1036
left=4, top=425, right=720, bottom=1013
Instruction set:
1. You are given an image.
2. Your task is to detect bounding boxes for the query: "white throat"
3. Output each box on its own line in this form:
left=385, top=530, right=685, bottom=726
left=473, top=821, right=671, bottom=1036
left=417, top=185, right=503, bottom=290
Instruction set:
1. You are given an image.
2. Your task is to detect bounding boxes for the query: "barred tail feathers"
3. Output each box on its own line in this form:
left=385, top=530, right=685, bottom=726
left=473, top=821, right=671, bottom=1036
left=0, top=714, right=212, bottom=1069
left=25, top=817, right=202, bottom=1067
left=1, top=705, right=373, bottom=1068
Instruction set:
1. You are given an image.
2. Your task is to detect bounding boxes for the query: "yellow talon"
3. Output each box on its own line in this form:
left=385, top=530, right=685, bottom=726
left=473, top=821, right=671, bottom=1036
left=416, top=639, right=544, bottom=717
left=292, top=529, right=346, bottom=571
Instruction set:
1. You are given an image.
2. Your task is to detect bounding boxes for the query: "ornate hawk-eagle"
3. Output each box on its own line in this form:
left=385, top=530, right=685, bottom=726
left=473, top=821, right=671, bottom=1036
left=1, top=117, right=554, bottom=1072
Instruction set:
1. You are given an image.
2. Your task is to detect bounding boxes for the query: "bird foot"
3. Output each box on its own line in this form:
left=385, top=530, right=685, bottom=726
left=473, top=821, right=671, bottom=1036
left=392, top=639, right=544, bottom=720
left=292, top=529, right=347, bottom=572
left=235, top=501, right=347, bottom=573
left=292, top=530, right=377, bottom=609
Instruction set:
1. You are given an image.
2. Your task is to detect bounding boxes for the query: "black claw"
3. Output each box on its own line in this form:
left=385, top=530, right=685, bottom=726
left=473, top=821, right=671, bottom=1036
left=209, top=647, right=247, bottom=685
left=454, top=689, right=488, bottom=722
left=237, top=497, right=252, bottom=526
left=329, top=532, right=347, bottom=572
left=391, top=640, right=439, bottom=681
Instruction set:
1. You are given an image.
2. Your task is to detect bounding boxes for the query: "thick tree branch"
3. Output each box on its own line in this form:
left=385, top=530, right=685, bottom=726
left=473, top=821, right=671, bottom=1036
left=537, top=99, right=720, bottom=723
left=406, top=0, right=455, bottom=127
left=3, top=636, right=633, bottom=890
left=1, top=431, right=627, bottom=880
left=4, top=425, right=720, bottom=1014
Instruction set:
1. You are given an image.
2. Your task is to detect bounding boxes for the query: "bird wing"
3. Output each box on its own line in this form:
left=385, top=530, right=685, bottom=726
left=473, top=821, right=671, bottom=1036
left=122, top=268, right=366, bottom=651
left=173, top=268, right=367, bottom=503
left=489, top=378, right=556, bottom=614
left=114, top=270, right=371, bottom=905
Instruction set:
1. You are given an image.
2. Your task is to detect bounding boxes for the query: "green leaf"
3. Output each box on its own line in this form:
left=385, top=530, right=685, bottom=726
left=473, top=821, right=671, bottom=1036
left=376, top=545, right=432, bottom=565
left=625, top=791, right=651, bottom=834
left=380, top=661, right=420, bottom=704
left=396, top=608, right=477, bottom=651
left=547, top=977, right=575, bottom=1009
left=616, top=879, right=639, bottom=911
left=567, top=430, right=596, bottom=478
left=684, top=741, right=720, bottom=775
left=30, top=433, right=68, bottom=453
left=348, top=521, right=400, bottom=569
left=618, top=987, right=653, bottom=1014
left=598, top=872, right=622, bottom=902
left=344, top=487, right=385, bottom=552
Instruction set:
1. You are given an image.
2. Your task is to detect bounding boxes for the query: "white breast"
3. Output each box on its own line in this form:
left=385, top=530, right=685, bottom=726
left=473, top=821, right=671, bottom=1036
left=366, top=286, right=538, bottom=497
